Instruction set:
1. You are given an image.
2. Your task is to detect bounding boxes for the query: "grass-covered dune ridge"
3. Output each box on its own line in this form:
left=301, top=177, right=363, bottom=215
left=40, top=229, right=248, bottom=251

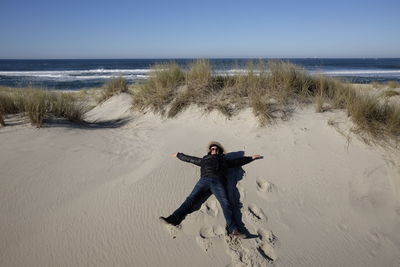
left=133, top=59, right=400, bottom=139
left=1, top=60, right=399, bottom=141
left=0, top=88, right=88, bottom=127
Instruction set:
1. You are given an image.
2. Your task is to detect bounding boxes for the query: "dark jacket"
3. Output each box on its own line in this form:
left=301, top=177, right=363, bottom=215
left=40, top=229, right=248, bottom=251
left=177, top=152, right=253, bottom=180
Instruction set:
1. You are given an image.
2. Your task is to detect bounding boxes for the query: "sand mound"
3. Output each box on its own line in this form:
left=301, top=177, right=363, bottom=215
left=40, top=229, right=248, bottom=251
left=1, top=96, right=400, bottom=266
left=85, top=92, right=133, bottom=122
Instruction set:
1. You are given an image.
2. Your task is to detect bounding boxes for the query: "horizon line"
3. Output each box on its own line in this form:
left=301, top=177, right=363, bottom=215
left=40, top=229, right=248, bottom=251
left=1, top=57, right=400, bottom=60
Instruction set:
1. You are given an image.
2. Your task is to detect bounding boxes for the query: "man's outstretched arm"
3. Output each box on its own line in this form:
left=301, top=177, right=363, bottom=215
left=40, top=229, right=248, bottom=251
left=171, top=152, right=202, bottom=166
left=226, top=154, right=263, bottom=168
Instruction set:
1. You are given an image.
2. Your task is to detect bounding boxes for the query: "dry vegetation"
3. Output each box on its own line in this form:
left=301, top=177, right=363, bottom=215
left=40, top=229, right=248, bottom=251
left=387, top=80, right=400, bottom=89
left=97, top=76, right=129, bottom=103
left=133, top=62, right=184, bottom=115
left=0, top=87, right=88, bottom=127
left=381, top=90, right=400, bottom=98
left=372, top=80, right=400, bottom=89
left=132, top=59, right=400, bottom=140
left=0, top=75, right=131, bottom=127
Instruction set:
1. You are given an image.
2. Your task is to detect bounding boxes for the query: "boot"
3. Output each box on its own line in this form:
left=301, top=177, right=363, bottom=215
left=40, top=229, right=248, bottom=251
left=159, top=215, right=180, bottom=227
left=229, top=228, right=246, bottom=239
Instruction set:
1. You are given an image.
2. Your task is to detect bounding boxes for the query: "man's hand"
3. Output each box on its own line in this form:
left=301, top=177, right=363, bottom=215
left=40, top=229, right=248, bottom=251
left=170, top=153, right=178, bottom=157
left=252, top=154, right=263, bottom=160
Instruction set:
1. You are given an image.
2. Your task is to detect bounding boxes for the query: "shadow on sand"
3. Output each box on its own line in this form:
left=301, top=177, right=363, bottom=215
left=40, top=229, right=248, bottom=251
left=43, top=117, right=133, bottom=129
left=2, top=115, right=133, bottom=130
left=225, top=151, right=258, bottom=239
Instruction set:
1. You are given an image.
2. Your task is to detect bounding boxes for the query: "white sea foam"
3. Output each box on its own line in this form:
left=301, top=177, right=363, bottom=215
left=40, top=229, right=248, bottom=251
left=215, top=69, right=250, bottom=74
left=218, top=69, right=400, bottom=77
left=0, top=69, right=152, bottom=76
left=311, top=69, right=400, bottom=76
left=0, top=69, right=151, bottom=83
left=1, top=68, right=399, bottom=83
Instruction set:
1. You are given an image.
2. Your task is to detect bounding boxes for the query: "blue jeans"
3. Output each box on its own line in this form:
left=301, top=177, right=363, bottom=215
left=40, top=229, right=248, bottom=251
left=171, top=177, right=236, bottom=233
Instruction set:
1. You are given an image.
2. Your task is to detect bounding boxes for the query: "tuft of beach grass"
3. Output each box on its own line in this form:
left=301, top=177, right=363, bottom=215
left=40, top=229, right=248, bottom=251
left=0, top=88, right=89, bottom=127
left=381, top=90, right=400, bottom=98
left=133, top=62, right=184, bottom=115
left=387, top=81, right=399, bottom=89
left=97, top=76, right=129, bottom=103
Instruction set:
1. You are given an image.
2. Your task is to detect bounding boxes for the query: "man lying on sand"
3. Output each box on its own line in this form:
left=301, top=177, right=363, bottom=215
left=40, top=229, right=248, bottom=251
left=160, top=141, right=263, bottom=238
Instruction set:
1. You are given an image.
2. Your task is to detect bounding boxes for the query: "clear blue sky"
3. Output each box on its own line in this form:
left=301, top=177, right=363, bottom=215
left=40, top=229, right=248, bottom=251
left=1, top=0, right=399, bottom=59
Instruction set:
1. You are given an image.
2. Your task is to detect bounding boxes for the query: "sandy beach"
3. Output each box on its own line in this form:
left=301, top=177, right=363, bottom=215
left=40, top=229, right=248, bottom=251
left=1, top=92, right=400, bottom=266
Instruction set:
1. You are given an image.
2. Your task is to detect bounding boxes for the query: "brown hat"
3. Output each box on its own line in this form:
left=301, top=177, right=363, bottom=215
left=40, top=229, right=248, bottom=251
left=207, top=141, right=225, bottom=154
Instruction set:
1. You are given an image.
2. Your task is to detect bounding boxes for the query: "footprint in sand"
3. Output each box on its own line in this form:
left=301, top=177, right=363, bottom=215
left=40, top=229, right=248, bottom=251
left=225, top=237, right=252, bottom=265
left=198, top=225, right=226, bottom=239
left=205, top=199, right=218, bottom=217
left=257, top=229, right=276, bottom=244
left=256, top=178, right=276, bottom=193
left=197, top=225, right=225, bottom=252
left=256, top=178, right=278, bottom=202
left=213, top=225, right=226, bottom=236
left=246, top=204, right=266, bottom=223
left=258, top=242, right=277, bottom=262
left=200, top=226, right=215, bottom=239
left=225, top=235, right=269, bottom=266
left=197, top=226, right=214, bottom=252
left=257, top=229, right=278, bottom=262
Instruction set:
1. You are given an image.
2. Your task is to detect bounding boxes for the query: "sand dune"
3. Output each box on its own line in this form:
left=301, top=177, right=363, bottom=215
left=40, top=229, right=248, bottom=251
left=1, top=93, right=399, bottom=266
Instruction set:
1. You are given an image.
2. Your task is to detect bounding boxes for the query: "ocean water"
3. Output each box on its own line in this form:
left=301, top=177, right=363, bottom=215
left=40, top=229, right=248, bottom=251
left=0, top=58, right=399, bottom=90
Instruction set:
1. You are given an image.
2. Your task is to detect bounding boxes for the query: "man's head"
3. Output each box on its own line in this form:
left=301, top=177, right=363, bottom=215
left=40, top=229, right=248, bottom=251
left=207, top=141, right=225, bottom=155
left=210, top=145, right=220, bottom=155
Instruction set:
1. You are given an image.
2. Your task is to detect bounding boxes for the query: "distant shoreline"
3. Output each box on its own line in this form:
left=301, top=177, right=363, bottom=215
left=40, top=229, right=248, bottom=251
left=1, top=57, right=400, bottom=60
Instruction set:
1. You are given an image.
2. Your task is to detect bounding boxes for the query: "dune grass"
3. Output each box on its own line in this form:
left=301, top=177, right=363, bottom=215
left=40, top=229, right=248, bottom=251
left=97, top=76, right=129, bottom=103
left=186, top=59, right=213, bottom=89
left=387, top=80, right=399, bottom=89
left=348, top=94, right=400, bottom=137
left=381, top=90, right=400, bottom=98
left=372, top=81, right=399, bottom=90
left=133, top=62, right=184, bottom=115
left=0, top=88, right=88, bottom=127
left=131, top=59, right=400, bottom=140
left=0, top=91, right=19, bottom=115
left=371, top=81, right=382, bottom=89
